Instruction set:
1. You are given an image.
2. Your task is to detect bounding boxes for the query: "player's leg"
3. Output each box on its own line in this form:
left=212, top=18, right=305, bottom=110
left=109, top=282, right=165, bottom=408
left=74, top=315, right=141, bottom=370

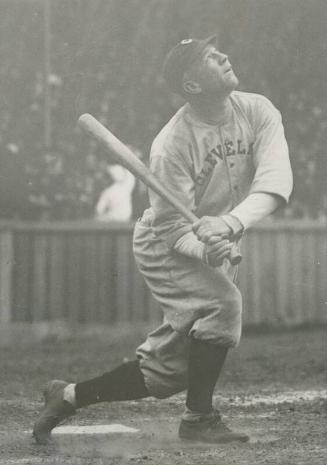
left=136, top=312, right=249, bottom=443
left=136, top=323, right=229, bottom=415
left=135, top=232, right=249, bottom=442
left=179, top=337, right=248, bottom=443
left=177, top=265, right=248, bottom=443
left=33, top=359, right=150, bottom=444
left=74, top=360, right=149, bottom=406
left=185, top=338, right=228, bottom=414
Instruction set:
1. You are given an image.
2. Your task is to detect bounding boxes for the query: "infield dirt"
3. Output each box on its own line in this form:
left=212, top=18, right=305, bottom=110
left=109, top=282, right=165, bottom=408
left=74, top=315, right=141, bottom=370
left=1, top=325, right=326, bottom=465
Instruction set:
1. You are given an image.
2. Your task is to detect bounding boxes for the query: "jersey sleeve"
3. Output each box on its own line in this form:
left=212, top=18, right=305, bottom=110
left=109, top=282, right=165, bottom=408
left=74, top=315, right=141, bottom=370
left=149, top=148, right=195, bottom=248
left=249, top=96, right=293, bottom=202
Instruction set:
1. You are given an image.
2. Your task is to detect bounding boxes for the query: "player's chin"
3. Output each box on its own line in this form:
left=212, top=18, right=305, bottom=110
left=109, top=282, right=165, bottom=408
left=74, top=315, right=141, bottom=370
left=225, top=73, right=239, bottom=90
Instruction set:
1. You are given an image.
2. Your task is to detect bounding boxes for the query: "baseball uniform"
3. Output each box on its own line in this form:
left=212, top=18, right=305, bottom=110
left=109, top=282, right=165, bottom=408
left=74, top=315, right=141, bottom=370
left=134, top=90, right=293, bottom=398
left=32, top=37, right=293, bottom=446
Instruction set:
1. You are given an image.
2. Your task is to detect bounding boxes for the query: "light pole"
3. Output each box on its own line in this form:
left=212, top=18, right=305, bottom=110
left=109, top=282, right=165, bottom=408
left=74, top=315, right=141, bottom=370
left=43, top=0, right=52, bottom=148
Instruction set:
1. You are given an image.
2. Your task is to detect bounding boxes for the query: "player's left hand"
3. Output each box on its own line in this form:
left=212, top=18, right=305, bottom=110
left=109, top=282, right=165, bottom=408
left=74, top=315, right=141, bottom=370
left=204, top=236, right=233, bottom=267
left=192, top=216, right=232, bottom=243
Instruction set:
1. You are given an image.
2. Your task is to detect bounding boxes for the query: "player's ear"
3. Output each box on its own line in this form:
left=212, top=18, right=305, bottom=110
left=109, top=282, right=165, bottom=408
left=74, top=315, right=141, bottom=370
left=182, top=79, right=202, bottom=95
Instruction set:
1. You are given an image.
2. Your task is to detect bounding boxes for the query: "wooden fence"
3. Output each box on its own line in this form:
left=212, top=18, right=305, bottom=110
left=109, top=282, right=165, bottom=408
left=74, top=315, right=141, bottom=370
left=0, top=220, right=326, bottom=327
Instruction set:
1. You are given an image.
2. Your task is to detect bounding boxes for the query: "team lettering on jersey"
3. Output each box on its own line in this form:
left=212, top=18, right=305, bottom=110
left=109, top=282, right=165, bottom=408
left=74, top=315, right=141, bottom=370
left=196, top=138, right=254, bottom=185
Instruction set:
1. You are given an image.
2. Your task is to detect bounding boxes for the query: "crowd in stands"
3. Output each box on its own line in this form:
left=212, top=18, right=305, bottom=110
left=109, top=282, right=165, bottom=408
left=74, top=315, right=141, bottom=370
left=0, top=0, right=326, bottom=222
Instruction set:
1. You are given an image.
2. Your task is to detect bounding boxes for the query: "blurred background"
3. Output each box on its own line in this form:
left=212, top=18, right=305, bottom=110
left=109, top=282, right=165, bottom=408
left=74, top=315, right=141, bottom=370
left=0, top=0, right=326, bottom=329
left=2, top=0, right=327, bottom=221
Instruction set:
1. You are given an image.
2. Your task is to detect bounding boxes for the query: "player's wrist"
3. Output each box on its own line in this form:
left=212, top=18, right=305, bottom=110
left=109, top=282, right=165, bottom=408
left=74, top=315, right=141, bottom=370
left=174, top=233, right=207, bottom=262
left=221, top=214, right=244, bottom=239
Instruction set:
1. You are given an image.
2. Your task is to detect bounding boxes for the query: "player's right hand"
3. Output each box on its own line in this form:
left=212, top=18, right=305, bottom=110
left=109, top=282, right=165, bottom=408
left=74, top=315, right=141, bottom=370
left=203, top=236, right=233, bottom=267
left=193, top=216, right=232, bottom=243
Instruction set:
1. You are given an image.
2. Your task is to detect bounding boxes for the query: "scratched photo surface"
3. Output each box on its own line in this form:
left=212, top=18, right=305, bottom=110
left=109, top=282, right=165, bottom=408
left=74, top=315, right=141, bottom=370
left=0, top=1, right=326, bottom=464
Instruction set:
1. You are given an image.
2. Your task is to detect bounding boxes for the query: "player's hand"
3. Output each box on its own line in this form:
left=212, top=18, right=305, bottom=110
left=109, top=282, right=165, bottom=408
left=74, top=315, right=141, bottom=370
left=203, top=236, right=233, bottom=267
left=193, top=216, right=232, bottom=243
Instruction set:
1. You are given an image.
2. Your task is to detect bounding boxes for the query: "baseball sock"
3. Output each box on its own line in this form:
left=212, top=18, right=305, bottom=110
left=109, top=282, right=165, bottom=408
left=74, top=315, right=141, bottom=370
left=186, top=338, right=228, bottom=414
left=71, top=360, right=150, bottom=408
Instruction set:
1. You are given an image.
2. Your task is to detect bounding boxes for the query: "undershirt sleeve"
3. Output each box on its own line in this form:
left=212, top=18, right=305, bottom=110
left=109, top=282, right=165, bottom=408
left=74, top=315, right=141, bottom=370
left=230, top=192, right=282, bottom=230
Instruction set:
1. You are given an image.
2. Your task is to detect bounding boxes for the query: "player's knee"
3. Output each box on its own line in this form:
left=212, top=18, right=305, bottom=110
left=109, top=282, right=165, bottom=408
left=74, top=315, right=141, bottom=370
left=190, top=287, right=242, bottom=347
left=140, top=369, right=187, bottom=399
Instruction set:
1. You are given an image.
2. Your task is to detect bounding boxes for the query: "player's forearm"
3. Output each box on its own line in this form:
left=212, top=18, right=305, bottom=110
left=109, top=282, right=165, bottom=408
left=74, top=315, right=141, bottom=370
left=227, top=192, right=282, bottom=230
left=173, top=231, right=234, bottom=267
left=173, top=231, right=206, bottom=261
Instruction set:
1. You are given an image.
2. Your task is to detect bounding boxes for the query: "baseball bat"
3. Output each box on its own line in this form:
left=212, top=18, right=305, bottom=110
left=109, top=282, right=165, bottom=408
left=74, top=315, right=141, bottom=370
left=77, top=113, right=242, bottom=265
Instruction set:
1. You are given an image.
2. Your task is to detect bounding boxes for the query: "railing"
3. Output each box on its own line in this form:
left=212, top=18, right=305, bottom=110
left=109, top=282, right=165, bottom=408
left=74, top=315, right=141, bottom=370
left=0, top=220, right=326, bottom=327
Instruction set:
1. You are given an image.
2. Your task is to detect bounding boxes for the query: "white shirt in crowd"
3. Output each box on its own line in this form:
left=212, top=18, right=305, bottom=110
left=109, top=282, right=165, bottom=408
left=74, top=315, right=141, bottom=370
left=96, top=164, right=136, bottom=222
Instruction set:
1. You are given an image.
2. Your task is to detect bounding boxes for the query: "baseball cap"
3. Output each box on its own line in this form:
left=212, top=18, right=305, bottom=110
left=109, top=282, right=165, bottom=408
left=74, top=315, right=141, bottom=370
left=162, top=34, right=217, bottom=94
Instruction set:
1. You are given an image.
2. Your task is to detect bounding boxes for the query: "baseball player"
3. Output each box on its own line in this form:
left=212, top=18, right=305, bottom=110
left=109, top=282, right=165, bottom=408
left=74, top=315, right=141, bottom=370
left=33, top=35, right=293, bottom=445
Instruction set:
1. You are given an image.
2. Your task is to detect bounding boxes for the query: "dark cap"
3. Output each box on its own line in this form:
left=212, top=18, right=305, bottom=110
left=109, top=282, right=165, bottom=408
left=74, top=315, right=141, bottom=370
left=163, top=35, right=217, bottom=95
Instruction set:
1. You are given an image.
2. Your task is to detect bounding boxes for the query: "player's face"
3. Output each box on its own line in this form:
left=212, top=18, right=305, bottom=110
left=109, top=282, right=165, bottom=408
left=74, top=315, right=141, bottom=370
left=187, top=44, right=239, bottom=95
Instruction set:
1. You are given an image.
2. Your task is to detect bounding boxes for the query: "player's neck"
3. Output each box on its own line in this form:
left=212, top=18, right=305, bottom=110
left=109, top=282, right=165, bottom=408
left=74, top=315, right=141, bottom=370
left=189, top=93, right=232, bottom=126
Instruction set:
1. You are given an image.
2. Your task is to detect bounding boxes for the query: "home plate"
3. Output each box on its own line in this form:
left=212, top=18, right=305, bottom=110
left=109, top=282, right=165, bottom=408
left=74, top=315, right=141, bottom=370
left=52, top=424, right=139, bottom=435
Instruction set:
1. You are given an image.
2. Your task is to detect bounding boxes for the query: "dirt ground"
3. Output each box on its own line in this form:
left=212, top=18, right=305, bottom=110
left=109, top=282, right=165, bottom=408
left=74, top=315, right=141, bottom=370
left=1, top=325, right=326, bottom=465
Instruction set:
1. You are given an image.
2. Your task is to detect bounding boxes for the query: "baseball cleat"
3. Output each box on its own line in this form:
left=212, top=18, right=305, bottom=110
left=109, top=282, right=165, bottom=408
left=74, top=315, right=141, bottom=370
left=33, top=380, right=76, bottom=444
left=178, top=411, right=249, bottom=444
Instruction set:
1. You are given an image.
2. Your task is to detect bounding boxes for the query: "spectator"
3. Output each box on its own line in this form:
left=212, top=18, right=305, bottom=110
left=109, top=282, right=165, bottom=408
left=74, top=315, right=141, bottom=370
left=95, top=164, right=135, bottom=222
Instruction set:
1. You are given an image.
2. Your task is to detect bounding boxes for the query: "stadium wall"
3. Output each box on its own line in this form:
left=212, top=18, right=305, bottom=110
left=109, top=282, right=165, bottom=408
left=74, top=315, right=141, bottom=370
left=0, top=221, right=326, bottom=328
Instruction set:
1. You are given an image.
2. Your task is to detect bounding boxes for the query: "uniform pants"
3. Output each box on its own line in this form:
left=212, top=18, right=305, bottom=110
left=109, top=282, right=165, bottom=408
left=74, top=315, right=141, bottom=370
left=133, top=218, right=242, bottom=399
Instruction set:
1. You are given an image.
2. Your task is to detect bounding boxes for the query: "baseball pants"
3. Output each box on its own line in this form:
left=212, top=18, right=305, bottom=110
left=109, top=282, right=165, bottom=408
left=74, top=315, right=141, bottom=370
left=133, top=217, right=242, bottom=399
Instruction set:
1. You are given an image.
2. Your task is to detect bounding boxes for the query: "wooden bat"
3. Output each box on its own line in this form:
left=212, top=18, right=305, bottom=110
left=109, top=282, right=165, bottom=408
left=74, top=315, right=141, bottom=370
left=77, top=113, right=242, bottom=265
